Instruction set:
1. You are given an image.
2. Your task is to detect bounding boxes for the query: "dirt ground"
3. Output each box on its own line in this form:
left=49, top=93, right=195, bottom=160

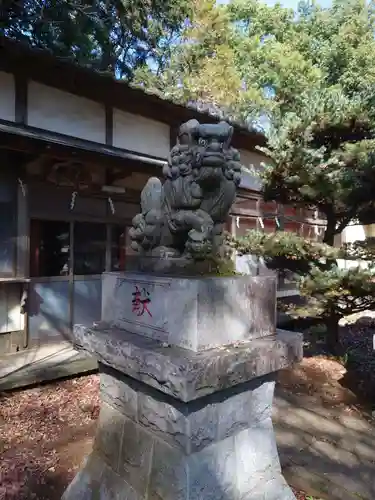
left=279, top=356, right=358, bottom=409
left=7, top=319, right=375, bottom=500
left=1, top=353, right=368, bottom=500
left=0, top=375, right=99, bottom=500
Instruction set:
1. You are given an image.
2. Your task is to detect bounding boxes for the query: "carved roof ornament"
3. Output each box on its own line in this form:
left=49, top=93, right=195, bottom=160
left=46, top=160, right=93, bottom=189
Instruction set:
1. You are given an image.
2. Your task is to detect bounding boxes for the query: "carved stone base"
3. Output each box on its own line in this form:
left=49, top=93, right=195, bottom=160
left=62, top=328, right=302, bottom=500
left=63, top=365, right=295, bottom=500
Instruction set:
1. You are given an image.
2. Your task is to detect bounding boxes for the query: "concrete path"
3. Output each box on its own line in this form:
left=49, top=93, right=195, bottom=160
left=274, top=388, right=375, bottom=500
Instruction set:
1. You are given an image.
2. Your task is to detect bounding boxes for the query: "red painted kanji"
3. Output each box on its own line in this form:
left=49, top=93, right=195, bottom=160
left=131, top=285, right=152, bottom=317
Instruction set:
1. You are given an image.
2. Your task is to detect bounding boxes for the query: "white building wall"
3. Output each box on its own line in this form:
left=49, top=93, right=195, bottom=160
left=27, top=81, right=106, bottom=143
left=341, top=224, right=367, bottom=244
left=337, top=258, right=370, bottom=270
left=239, top=148, right=267, bottom=192
left=0, top=71, right=15, bottom=122
left=337, top=223, right=375, bottom=270
left=113, top=109, right=170, bottom=159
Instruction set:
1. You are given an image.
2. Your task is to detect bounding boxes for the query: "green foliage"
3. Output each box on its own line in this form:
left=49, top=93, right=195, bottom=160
left=173, top=253, right=239, bottom=277
left=1, top=0, right=191, bottom=79
left=136, top=0, right=375, bottom=244
left=232, top=229, right=375, bottom=353
left=244, top=0, right=375, bottom=244
left=340, top=237, right=375, bottom=260
left=232, top=229, right=338, bottom=261
left=204, top=257, right=239, bottom=277
left=230, top=229, right=338, bottom=274
left=133, top=0, right=249, bottom=115
left=298, top=265, right=375, bottom=317
left=305, top=323, right=327, bottom=340
left=136, top=0, right=375, bottom=119
left=259, top=89, right=375, bottom=244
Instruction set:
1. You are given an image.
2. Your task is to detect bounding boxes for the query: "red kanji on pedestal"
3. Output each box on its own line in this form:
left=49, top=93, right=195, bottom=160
left=132, top=285, right=152, bottom=317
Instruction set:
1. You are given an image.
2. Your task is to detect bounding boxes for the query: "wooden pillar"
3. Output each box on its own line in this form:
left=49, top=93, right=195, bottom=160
left=16, top=180, right=29, bottom=277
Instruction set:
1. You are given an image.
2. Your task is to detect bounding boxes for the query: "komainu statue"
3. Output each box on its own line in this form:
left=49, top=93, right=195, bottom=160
left=129, top=119, right=242, bottom=262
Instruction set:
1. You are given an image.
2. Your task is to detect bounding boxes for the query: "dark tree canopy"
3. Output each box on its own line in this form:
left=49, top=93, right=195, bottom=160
left=1, top=0, right=191, bottom=79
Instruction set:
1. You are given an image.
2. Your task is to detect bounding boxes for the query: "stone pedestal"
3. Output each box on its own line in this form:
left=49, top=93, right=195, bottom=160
left=101, top=272, right=277, bottom=351
left=62, top=323, right=302, bottom=500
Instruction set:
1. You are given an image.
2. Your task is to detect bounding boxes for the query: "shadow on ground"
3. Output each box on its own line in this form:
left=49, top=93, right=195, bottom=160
left=275, top=352, right=375, bottom=500
left=2, top=320, right=375, bottom=500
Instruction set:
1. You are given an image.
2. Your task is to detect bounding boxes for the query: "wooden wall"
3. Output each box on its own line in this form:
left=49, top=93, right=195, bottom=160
left=0, top=71, right=15, bottom=122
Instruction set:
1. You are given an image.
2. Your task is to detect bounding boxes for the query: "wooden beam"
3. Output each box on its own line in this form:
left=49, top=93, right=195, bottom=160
left=16, top=176, right=29, bottom=277
left=0, top=120, right=167, bottom=169
left=230, top=207, right=259, bottom=218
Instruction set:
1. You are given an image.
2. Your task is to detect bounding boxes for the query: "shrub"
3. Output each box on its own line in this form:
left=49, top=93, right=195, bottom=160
left=231, top=230, right=375, bottom=354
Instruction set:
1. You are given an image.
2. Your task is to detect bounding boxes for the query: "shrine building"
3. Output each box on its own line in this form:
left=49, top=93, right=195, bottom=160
left=0, top=37, right=327, bottom=388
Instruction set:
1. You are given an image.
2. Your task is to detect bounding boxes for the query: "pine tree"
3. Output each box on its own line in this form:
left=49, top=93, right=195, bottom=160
left=138, top=0, right=375, bottom=244
left=133, top=0, right=249, bottom=115
left=231, top=229, right=375, bottom=354
left=138, top=0, right=375, bottom=353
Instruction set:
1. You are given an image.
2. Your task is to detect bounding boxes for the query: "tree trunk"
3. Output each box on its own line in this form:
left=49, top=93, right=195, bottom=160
left=324, top=315, right=341, bottom=355
left=323, top=216, right=336, bottom=246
